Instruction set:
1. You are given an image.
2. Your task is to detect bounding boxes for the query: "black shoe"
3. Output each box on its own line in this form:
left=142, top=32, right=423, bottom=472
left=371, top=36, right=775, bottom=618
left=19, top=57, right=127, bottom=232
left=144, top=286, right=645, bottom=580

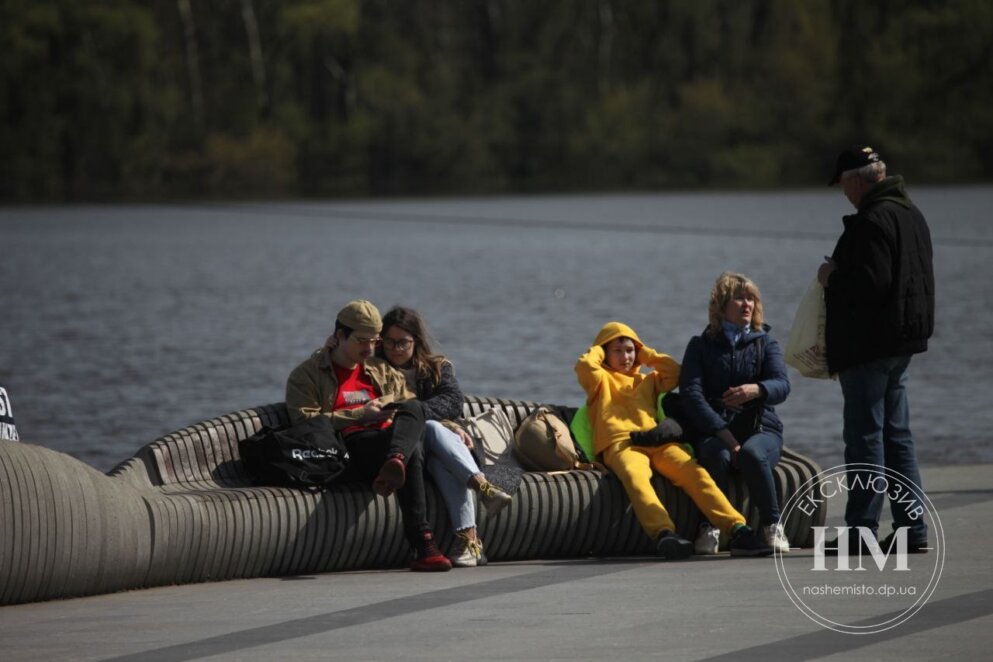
left=879, top=531, right=930, bottom=554
left=822, top=533, right=875, bottom=557
left=729, top=526, right=773, bottom=557
left=655, top=530, right=693, bottom=560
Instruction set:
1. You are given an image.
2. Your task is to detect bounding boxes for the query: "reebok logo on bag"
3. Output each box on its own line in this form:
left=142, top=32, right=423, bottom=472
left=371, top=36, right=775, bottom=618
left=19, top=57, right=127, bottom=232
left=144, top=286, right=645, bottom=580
left=291, top=446, right=344, bottom=461
left=240, top=415, right=350, bottom=488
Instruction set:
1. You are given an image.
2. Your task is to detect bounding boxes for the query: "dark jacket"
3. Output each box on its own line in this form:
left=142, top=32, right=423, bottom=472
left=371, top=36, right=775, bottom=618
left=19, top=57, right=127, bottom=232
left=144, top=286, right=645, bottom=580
left=414, top=360, right=464, bottom=421
left=825, top=176, right=935, bottom=374
left=414, top=360, right=483, bottom=467
left=679, top=324, right=790, bottom=439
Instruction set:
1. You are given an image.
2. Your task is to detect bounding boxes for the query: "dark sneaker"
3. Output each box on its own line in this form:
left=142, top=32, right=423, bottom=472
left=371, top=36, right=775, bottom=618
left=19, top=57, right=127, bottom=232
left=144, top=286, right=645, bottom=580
left=822, top=533, right=876, bottom=557
left=411, top=531, right=453, bottom=572
left=655, top=530, right=693, bottom=560
left=879, top=531, right=930, bottom=554
left=729, top=525, right=773, bottom=557
left=373, top=454, right=406, bottom=497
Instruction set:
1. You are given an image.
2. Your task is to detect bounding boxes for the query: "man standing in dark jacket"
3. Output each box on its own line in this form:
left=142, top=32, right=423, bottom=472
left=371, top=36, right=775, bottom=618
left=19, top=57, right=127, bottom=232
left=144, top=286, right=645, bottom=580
left=817, top=146, right=934, bottom=554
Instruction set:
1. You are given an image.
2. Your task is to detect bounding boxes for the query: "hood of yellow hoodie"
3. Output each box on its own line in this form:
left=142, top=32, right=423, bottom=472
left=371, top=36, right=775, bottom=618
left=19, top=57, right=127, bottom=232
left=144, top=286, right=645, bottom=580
left=593, top=321, right=645, bottom=373
left=593, top=321, right=643, bottom=348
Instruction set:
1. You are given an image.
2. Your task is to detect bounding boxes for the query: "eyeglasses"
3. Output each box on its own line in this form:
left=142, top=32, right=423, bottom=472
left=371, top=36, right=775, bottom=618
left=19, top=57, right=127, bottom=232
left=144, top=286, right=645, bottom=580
left=383, top=338, right=413, bottom=351
left=351, top=335, right=382, bottom=346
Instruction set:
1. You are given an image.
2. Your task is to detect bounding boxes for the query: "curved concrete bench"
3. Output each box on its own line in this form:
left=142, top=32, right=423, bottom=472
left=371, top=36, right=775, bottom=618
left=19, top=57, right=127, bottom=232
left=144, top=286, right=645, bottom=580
left=0, top=396, right=825, bottom=605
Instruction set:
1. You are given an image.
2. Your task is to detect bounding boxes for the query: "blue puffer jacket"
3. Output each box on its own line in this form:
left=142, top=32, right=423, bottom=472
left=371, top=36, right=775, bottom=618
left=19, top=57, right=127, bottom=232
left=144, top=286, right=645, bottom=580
left=678, top=324, right=790, bottom=439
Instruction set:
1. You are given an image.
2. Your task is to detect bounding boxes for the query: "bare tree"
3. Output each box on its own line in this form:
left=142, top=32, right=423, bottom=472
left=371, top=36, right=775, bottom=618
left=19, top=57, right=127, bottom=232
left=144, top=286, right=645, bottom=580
left=177, top=0, right=204, bottom=128
left=240, top=0, right=268, bottom=113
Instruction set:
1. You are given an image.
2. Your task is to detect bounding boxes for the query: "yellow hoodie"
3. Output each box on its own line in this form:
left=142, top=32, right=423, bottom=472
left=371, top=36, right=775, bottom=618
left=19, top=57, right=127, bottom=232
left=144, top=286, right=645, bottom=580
left=575, top=321, right=680, bottom=455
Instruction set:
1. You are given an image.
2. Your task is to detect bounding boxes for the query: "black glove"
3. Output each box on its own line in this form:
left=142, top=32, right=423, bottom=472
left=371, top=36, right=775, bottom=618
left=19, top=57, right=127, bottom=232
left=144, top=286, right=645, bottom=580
left=628, top=418, right=684, bottom=447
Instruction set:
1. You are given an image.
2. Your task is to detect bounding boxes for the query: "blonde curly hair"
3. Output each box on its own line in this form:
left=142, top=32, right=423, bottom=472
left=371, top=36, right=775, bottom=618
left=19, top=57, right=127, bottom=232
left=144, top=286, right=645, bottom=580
left=706, top=272, right=764, bottom=339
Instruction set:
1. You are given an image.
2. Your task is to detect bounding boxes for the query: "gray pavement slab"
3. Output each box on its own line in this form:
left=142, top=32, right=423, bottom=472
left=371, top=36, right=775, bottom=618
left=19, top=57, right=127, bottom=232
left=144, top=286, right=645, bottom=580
left=2, top=464, right=992, bottom=661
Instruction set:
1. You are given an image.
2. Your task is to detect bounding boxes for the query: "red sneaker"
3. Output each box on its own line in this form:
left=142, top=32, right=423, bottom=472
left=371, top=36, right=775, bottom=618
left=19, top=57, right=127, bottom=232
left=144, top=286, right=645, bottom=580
left=411, top=531, right=452, bottom=572
left=373, top=454, right=406, bottom=497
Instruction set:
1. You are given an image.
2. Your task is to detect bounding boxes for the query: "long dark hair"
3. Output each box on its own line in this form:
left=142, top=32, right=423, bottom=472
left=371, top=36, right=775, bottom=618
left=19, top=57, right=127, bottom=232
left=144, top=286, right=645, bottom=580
left=379, top=306, right=447, bottom=386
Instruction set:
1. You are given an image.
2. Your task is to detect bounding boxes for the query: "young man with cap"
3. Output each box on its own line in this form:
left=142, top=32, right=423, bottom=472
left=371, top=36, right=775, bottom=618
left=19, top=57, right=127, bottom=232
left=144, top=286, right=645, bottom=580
left=818, top=146, right=934, bottom=554
left=286, top=299, right=452, bottom=571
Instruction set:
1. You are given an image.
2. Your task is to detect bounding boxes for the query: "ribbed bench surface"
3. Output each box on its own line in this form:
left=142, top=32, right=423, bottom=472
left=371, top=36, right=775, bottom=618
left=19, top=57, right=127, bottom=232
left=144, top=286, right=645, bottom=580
left=0, top=396, right=825, bottom=605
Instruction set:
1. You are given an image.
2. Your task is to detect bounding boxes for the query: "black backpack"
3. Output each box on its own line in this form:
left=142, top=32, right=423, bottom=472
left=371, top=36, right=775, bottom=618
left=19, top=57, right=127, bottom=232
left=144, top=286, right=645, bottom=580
left=239, top=415, right=350, bottom=488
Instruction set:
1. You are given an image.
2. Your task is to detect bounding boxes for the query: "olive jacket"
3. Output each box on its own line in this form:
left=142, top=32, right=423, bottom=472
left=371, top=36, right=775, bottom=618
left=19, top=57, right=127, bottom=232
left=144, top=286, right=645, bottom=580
left=285, top=347, right=415, bottom=428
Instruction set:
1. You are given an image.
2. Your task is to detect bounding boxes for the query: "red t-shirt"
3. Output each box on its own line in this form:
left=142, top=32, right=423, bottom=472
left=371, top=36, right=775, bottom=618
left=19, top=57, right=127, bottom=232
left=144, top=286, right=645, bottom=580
left=333, top=363, right=391, bottom=436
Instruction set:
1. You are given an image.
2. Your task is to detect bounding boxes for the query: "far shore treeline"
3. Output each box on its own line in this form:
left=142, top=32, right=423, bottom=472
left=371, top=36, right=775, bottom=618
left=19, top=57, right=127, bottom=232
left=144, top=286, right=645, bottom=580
left=2, top=0, right=991, bottom=202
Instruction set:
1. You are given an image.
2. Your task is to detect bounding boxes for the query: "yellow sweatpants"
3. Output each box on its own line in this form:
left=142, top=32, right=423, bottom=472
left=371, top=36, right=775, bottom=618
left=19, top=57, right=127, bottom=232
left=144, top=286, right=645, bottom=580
left=602, top=441, right=746, bottom=541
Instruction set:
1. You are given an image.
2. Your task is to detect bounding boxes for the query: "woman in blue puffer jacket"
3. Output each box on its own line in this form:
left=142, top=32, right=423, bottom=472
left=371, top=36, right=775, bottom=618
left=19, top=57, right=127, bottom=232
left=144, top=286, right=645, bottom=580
left=679, top=272, right=791, bottom=555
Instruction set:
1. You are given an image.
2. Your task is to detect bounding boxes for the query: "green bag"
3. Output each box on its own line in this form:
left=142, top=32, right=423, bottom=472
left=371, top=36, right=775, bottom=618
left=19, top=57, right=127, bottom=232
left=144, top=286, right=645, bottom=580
left=573, top=395, right=692, bottom=460
left=569, top=405, right=596, bottom=463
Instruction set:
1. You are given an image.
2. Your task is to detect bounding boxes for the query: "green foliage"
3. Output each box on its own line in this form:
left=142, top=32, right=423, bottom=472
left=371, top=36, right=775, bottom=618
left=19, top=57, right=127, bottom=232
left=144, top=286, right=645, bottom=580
left=2, top=0, right=991, bottom=201
left=281, top=0, right=359, bottom=39
left=204, top=128, right=296, bottom=197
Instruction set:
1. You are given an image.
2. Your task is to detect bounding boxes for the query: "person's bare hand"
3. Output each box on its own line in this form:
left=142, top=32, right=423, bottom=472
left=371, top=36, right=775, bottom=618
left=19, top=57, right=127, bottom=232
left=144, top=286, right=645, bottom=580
left=722, top=383, right=761, bottom=408
left=455, top=426, right=474, bottom=450
left=359, top=400, right=392, bottom=423
left=817, top=258, right=836, bottom=287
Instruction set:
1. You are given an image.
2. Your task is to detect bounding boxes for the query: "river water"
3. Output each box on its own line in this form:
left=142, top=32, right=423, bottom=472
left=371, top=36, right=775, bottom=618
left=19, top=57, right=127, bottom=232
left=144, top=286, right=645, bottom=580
left=2, top=188, right=991, bottom=472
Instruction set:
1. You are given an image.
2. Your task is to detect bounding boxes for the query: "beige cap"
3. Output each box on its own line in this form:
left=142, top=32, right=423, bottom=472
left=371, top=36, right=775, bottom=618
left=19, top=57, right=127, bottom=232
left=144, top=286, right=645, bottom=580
left=336, top=300, right=382, bottom=335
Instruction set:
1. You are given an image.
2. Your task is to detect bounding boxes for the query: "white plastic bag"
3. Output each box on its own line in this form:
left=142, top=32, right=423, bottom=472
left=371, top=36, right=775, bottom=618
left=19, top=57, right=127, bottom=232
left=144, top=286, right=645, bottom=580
left=784, top=279, right=830, bottom=379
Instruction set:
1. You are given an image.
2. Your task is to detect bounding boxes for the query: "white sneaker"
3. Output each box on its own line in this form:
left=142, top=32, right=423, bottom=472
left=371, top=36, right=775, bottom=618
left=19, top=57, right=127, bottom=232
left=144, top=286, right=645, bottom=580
left=765, top=523, right=790, bottom=553
left=694, top=522, right=720, bottom=555
left=478, top=481, right=513, bottom=516
left=450, top=530, right=486, bottom=568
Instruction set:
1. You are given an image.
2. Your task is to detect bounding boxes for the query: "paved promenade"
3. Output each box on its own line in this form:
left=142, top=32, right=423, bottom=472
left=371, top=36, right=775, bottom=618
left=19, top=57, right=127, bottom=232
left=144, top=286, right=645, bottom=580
left=2, top=464, right=991, bottom=661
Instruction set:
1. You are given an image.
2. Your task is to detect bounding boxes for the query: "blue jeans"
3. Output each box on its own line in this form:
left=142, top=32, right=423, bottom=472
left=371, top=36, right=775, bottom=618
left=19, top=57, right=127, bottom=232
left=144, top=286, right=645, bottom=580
left=423, top=420, right=480, bottom=531
left=839, top=355, right=928, bottom=542
left=696, top=430, right=783, bottom=526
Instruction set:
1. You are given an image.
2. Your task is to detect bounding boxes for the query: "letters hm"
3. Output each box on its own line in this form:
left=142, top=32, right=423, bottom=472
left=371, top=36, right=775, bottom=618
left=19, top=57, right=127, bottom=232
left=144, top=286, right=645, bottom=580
left=812, top=527, right=911, bottom=571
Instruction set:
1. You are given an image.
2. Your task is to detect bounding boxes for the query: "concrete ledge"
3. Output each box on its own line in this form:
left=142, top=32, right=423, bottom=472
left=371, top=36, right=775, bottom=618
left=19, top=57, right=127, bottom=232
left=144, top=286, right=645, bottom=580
left=0, top=396, right=826, bottom=605
left=0, top=464, right=986, bottom=661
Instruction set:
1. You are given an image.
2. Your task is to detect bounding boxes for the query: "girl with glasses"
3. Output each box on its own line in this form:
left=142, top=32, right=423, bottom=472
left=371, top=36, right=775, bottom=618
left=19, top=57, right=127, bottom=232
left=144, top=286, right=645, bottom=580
left=377, top=306, right=512, bottom=567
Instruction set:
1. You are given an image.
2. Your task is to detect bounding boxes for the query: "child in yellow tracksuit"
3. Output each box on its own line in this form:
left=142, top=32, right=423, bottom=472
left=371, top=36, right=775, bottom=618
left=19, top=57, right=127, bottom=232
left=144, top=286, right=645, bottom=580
left=575, top=321, right=771, bottom=559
